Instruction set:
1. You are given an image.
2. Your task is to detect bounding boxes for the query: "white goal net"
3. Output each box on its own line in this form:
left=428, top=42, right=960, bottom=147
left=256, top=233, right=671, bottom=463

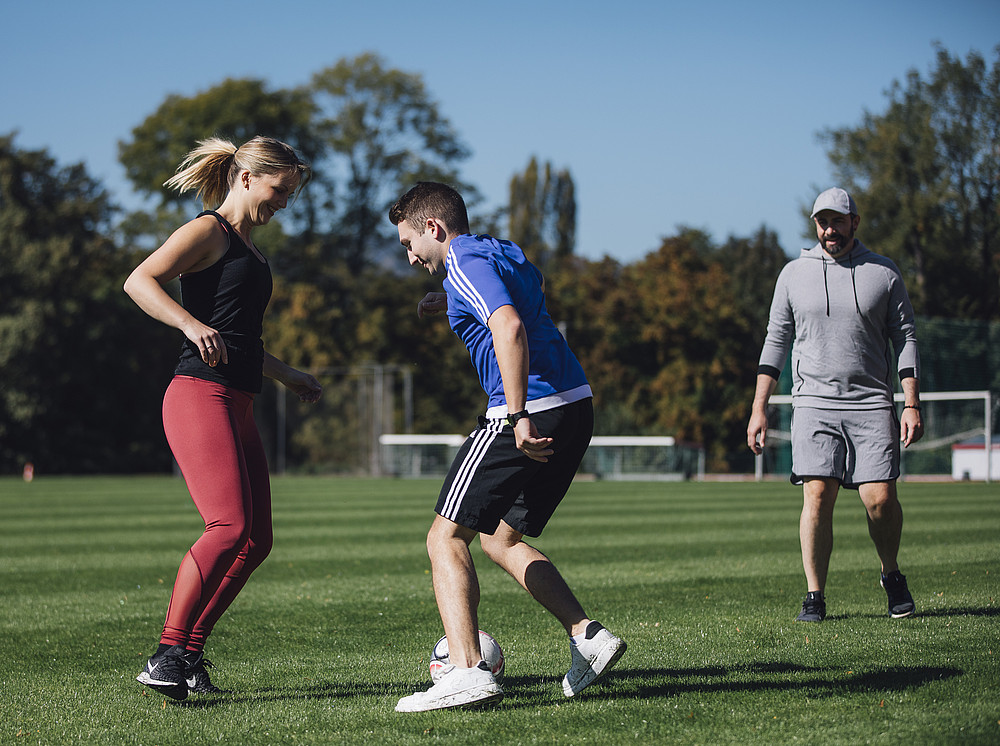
left=379, top=434, right=705, bottom=481
left=755, top=390, right=994, bottom=482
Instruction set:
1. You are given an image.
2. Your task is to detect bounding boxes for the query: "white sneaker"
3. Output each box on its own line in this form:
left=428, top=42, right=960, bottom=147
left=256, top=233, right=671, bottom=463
left=562, top=622, right=626, bottom=697
left=396, top=661, right=503, bottom=712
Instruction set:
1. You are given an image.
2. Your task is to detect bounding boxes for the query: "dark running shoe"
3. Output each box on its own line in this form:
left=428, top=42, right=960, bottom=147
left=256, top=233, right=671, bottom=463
left=183, top=650, right=223, bottom=694
left=796, top=591, right=826, bottom=622
left=137, top=644, right=188, bottom=700
left=881, top=570, right=916, bottom=618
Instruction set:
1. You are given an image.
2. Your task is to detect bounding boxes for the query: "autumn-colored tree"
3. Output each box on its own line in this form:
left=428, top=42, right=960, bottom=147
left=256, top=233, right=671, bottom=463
left=624, top=232, right=756, bottom=467
left=545, top=230, right=760, bottom=469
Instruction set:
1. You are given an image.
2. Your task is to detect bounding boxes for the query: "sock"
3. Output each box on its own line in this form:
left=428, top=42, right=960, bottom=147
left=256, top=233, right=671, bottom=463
left=572, top=621, right=605, bottom=644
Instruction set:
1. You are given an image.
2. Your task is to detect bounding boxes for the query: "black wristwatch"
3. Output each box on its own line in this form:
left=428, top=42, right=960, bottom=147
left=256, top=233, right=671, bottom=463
left=506, top=409, right=530, bottom=427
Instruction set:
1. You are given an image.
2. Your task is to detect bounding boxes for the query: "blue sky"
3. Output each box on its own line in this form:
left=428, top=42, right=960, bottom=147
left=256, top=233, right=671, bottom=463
left=2, top=0, right=997, bottom=261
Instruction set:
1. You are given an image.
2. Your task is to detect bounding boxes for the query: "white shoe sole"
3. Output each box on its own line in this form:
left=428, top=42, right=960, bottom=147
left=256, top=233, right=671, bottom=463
left=136, top=671, right=187, bottom=700
left=562, top=638, right=627, bottom=697
left=396, top=684, right=503, bottom=712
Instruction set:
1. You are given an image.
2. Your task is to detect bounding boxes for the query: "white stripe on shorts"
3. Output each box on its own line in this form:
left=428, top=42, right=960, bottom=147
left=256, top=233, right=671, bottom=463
left=440, top=419, right=504, bottom=521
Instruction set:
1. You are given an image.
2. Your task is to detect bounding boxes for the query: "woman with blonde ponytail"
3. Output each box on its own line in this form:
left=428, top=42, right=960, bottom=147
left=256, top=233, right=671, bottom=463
left=125, top=136, right=321, bottom=700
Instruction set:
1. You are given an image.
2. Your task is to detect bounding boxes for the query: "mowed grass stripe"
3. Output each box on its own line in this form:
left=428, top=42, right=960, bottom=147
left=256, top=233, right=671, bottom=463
left=1, top=476, right=997, bottom=745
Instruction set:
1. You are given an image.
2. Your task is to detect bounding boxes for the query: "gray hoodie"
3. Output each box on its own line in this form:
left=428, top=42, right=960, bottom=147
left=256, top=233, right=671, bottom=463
left=758, top=240, right=920, bottom=410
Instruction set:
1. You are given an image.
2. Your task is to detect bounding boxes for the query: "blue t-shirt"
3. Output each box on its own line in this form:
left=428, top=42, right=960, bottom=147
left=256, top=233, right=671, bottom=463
left=443, top=234, right=591, bottom=417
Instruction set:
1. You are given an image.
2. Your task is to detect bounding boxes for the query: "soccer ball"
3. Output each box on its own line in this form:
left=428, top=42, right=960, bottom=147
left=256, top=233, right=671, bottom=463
left=429, top=630, right=505, bottom=682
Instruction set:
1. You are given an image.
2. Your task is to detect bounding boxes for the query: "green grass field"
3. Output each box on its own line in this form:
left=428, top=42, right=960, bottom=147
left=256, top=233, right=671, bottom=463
left=1, top=476, right=997, bottom=745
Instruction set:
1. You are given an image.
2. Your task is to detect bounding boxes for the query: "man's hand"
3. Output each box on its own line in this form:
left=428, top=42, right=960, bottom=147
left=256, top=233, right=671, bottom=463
left=747, top=374, right=778, bottom=454
left=417, top=292, right=448, bottom=318
left=514, top=418, right=554, bottom=463
left=747, top=409, right=768, bottom=454
left=900, top=407, right=924, bottom=448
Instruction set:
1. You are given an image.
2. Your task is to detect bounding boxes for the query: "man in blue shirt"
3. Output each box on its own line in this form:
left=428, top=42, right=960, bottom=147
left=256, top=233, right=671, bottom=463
left=389, top=182, right=625, bottom=712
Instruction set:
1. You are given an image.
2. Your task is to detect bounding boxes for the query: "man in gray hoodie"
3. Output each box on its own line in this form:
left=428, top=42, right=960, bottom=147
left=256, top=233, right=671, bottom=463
left=747, top=187, right=924, bottom=622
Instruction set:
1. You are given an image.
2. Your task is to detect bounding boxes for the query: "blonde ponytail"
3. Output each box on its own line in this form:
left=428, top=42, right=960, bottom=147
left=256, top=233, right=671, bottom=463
left=164, top=136, right=310, bottom=208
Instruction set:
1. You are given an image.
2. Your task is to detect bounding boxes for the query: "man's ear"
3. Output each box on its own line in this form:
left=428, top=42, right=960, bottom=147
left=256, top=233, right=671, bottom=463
left=426, top=218, right=447, bottom=241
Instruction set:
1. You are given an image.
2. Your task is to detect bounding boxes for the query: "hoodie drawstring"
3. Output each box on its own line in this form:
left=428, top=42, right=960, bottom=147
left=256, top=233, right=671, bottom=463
left=850, top=256, right=861, bottom=315
left=822, top=249, right=862, bottom=316
left=823, top=259, right=830, bottom=316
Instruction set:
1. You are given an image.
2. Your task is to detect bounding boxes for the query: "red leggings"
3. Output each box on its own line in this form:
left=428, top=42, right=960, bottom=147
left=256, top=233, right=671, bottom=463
left=160, top=375, right=272, bottom=651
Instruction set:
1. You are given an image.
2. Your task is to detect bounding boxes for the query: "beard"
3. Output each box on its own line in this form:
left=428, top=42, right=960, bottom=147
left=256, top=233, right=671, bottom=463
left=822, top=225, right=855, bottom=256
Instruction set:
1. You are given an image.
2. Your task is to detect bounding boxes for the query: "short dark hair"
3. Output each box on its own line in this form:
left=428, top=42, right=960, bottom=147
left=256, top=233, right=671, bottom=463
left=389, top=182, right=470, bottom=234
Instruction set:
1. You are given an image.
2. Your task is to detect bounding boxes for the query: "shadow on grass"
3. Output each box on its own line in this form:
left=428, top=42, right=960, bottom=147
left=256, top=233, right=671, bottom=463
left=902, top=605, right=1000, bottom=619
left=169, top=662, right=961, bottom=710
left=846, top=605, right=999, bottom=621
left=601, top=662, right=963, bottom=700
left=172, top=680, right=406, bottom=709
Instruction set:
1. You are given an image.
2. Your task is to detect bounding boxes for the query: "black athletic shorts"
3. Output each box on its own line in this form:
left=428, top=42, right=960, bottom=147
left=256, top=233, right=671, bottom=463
left=435, top=398, right=594, bottom=537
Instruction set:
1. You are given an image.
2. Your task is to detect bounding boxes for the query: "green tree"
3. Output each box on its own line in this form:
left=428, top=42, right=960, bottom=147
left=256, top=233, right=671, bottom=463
left=117, top=78, right=323, bottom=251
left=717, top=226, right=788, bottom=353
left=310, top=53, right=474, bottom=265
left=118, top=78, right=321, bottom=207
left=0, top=135, right=175, bottom=473
left=109, top=57, right=484, bottom=472
left=119, top=59, right=473, bottom=268
left=821, top=45, right=1000, bottom=320
left=508, top=156, right=576, bottom=267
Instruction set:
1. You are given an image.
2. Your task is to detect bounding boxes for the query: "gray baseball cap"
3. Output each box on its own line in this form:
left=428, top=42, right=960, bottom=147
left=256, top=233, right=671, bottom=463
left=811, top=187, right=858, bottom=218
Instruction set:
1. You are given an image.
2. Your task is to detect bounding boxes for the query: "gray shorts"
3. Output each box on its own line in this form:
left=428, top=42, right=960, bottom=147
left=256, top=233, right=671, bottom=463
left=790, top=407, right=900, bottom=489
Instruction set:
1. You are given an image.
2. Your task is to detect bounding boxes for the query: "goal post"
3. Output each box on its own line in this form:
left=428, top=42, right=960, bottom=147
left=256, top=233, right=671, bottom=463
left=585, top=436, right=705, bottom=482
left=756, top=390, right=993, bottom=483
left=379, top=433, right=705, bottom=481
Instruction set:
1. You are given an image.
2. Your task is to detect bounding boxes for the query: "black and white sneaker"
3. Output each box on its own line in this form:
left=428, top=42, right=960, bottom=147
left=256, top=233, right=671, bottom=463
left=562, top=622, right=627, bottom=697
left=183, top=650, right=223, bottom=694
left=796, top=591, right=826, bottom=622
left=137, top=645, right=188, bottom=700
left=881, top=570, right=916, bottom=618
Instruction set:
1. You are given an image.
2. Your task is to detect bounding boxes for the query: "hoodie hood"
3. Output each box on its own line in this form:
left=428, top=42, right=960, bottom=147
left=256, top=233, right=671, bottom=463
left=799, top=240, right=872, bottom=316
left=799, top=240, right=871, bottom=263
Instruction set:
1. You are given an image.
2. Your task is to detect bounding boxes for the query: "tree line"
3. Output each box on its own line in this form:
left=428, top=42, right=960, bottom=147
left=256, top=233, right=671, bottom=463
left=2, top=47, right=997, bottom=475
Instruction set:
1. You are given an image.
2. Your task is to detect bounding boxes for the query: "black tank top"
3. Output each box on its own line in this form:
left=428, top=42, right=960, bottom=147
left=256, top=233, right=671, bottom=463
left=172, top=211, right=273, bottom=393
